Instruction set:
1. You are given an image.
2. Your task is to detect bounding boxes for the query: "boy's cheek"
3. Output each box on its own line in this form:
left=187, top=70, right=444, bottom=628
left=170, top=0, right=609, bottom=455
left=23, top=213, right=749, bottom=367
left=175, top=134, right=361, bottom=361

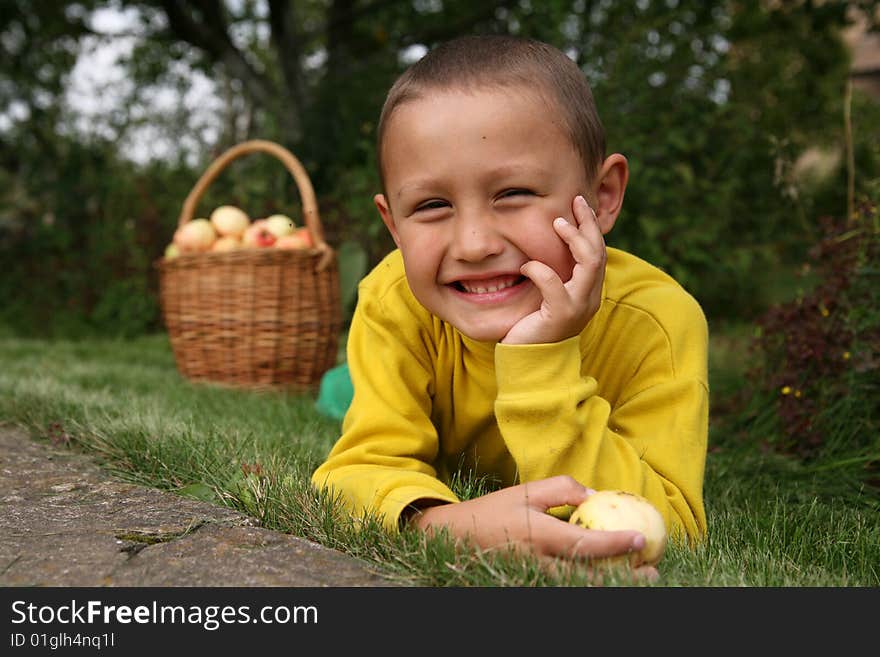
left=517, top=224, right=576, bottom=276
left=396, top=225, right=438, bottom=253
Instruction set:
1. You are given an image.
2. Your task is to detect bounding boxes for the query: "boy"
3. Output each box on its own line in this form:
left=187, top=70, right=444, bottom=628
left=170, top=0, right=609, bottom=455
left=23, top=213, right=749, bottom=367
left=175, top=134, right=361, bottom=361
left=312, top=35, right=709, bottom=571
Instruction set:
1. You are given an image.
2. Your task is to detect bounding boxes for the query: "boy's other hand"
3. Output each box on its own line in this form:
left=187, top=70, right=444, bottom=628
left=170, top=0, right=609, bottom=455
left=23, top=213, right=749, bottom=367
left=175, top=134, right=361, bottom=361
left=410, top=475, right=658, bottom=580
left=502, top=195, right=606, bottom=345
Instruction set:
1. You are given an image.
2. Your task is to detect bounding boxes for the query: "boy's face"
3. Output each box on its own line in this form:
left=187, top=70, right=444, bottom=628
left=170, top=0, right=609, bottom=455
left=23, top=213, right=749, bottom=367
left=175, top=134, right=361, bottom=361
left=375, top=86, right=592, bottom=343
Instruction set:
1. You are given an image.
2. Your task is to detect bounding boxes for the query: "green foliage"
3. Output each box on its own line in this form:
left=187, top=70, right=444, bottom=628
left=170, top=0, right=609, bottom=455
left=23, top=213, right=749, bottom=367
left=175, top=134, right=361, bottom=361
left=743, top=197, right=879, bottom=477
left=89, top=278, right=159, bottom=338
left=2, top=1, right=879, bottom=336
left=317, top=132, right=396, bottom=272
left=336, top=240, right=369, bottom=322
left=570, top=1, right=871, bottom=319
left=0, top=0, right=98, bottom=109
left=0, top=131, right=194, bottom=337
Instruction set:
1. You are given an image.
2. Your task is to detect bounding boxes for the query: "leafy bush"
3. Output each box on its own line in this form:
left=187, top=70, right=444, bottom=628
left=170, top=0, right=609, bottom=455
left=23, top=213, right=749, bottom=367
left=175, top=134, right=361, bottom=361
left=3, top=3, right=877, bottom=337
left=0, top=134, right=195, bottom=338
left=745, top=197, right=879, bottom=471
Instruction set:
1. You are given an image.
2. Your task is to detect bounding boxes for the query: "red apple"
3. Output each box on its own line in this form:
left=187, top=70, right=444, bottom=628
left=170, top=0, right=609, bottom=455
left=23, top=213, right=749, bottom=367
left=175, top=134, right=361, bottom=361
left=275, top=227, right=313, bottom=250
left=242, top=219, right=277, bottom=248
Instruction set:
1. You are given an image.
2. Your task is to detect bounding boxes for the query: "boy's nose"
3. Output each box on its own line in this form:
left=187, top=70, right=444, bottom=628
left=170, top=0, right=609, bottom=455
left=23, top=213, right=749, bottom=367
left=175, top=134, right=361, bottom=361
left=448, top=211, right=503, bottom=262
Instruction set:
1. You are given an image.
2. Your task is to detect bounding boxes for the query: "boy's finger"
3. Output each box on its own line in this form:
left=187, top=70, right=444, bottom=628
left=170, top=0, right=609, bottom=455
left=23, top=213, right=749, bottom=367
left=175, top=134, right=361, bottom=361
left=554, top=216, right=598, bottom=263
left=565, top=527, right=648, bottom=561
left=519, top=475, right=592, bottom=510
left=519, top=259, right=567, bottom=307
left=570, top=194, right=587, bottom=225
left=575, top=196, right=605, bottom=248
left=571, top=195, right=598, bottom=228
left=556, top=211, right=604, bottom=270
left=556, top=222, right=606, bottom=292
left=552, top=216, right=579, bottom=241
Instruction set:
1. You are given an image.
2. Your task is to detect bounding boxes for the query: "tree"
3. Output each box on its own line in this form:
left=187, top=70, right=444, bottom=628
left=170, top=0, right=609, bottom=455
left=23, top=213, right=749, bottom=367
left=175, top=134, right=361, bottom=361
left=1, top=1, right=878, bottom=336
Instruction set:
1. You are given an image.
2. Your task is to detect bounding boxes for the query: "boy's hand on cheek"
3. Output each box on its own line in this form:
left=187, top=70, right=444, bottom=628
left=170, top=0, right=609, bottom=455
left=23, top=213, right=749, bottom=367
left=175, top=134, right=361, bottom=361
left=502, top=195, right=606, bottom=345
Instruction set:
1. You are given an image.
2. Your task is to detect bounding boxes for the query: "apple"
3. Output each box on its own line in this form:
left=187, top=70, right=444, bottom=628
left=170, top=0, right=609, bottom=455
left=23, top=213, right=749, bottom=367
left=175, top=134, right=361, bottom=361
left=275, top=227, right=313, bottom=250
left=174, top=218, right=217, bottom=252
left=242, top=219, right=277, bottom=248
left=264, top=214, right=296, bottom=238
left=211, top=235, right=242, bottom=252
left=210, top=205, right=250, bottom=237
left=568, top=489, right=668, bottom=567
left=164, top=243, right=180, bottom=259
left=294, top=227, right=314, bottom=247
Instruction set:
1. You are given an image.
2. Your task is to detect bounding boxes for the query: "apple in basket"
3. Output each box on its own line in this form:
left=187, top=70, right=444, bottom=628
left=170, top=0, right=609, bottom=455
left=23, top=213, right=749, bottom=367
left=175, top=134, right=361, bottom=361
left=210, top=205, right=250, bottom=238
left=265, top=214, right=296, bottom=238
left=276, top=227, right=314, bottom=250
left=242, top=219, right=277, bottom=248
left=174, top=218, right=217, bottom=252
left=211, top=235, right=242, bottom=252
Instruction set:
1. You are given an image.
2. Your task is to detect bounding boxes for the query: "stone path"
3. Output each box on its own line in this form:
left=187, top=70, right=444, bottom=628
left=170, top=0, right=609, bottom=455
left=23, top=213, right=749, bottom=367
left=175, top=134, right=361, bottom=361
left=0, top=424, right=393, bottom=587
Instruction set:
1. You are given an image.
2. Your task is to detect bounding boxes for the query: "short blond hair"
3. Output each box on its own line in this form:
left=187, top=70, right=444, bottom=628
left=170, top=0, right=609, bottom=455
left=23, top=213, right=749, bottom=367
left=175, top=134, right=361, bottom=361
left=376, top=34, right=606, bottom=192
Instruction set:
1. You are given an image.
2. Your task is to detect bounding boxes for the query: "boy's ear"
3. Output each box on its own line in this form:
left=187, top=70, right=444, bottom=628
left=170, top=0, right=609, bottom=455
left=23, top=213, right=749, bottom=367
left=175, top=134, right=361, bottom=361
left=374, top=193, right=401, bottom=247
left=593, top=153, right=629, bottom=235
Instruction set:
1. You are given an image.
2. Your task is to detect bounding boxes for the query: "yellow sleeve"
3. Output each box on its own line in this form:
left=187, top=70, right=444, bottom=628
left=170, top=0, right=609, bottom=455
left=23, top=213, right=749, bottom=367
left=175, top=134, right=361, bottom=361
left=493, top=300, right=709, bottom=544
left=310, top=280, right=458, bottom=532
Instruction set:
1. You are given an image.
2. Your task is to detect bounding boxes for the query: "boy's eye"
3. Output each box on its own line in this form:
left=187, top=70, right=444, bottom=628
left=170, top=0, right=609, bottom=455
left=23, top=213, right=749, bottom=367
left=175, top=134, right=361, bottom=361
left=497, top=188, right=534, bottom=200
left=414, top=199, right=449, bottom=212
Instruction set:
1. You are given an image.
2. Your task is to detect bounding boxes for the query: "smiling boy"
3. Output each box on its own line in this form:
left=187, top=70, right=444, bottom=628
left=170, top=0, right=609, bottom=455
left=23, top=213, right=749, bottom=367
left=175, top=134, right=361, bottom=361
left=312, top=35, right=709, bottom=571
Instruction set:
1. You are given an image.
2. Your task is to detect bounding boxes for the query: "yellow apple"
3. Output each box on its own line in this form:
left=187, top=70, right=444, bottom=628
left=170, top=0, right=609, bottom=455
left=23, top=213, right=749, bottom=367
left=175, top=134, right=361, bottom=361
left=569, top=489, right=668, bottom=567
left=174, top=218, right=217, bottom=252
left=210, top=205, right=250, bottom=238
left=264, top=214, right=296, bottom=238
left=164, top=243, right=180, bottom=259
left=211, top=235, right=242, bottom=252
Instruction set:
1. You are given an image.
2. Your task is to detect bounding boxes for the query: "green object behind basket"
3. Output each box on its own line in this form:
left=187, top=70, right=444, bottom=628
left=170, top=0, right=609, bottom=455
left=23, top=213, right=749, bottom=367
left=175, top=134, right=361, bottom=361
left=316, top=363, right=353, bottom=421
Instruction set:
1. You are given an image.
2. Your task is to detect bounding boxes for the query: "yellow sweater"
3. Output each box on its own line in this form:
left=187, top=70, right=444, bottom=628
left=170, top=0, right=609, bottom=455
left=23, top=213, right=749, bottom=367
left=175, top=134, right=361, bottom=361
left=312, top=247, right=709, bottom=543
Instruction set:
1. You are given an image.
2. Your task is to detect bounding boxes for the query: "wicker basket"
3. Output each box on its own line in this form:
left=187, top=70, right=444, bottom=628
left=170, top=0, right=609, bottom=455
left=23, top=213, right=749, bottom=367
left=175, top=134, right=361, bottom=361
left=155, top=139, right=342, bottom=392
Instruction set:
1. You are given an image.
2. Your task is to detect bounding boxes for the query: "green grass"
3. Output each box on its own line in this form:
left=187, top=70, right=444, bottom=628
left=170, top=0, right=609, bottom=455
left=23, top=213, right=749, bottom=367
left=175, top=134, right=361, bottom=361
left=1, top=330, right=877, bottom=586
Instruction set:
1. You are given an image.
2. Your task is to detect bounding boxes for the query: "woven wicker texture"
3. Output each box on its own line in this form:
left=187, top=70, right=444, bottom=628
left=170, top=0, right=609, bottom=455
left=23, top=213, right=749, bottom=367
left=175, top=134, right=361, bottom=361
left=156, top=140, right=342, bottom=391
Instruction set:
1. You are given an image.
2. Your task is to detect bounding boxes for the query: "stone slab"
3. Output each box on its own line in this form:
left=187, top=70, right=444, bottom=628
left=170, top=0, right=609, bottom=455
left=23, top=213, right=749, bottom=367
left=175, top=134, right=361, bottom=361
left=0, top=424, right=392, bottom=587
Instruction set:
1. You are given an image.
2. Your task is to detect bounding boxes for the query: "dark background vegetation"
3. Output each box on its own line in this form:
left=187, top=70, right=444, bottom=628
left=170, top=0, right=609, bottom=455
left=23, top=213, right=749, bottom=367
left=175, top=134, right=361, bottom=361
left=1, top=1, right=878, bottom=482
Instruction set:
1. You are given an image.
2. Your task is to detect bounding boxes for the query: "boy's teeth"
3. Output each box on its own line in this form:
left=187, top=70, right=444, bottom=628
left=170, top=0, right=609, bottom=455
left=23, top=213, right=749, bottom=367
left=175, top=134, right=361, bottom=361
left=459, top=276, right=519, bottom=294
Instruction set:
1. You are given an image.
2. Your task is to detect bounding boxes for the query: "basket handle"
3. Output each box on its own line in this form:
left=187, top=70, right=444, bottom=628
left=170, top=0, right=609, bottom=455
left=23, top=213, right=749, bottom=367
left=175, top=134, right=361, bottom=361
left=178, top=139, right=334, bottom=271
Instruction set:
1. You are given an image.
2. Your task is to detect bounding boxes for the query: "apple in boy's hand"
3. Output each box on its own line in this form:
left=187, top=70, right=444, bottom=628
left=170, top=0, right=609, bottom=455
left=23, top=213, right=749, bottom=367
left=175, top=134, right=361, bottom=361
left=210, top=205, right=250, bottom=238
left=174, top=218, right=217, bottom=252
left=265, top=214, right=296, bottom=238
left=569, top=489, right=668, bottom=567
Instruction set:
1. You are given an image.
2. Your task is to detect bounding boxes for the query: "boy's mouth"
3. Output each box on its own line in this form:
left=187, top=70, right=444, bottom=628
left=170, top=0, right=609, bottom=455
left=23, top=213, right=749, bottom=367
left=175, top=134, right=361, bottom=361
left=452, top=274, right=527, bottom=294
